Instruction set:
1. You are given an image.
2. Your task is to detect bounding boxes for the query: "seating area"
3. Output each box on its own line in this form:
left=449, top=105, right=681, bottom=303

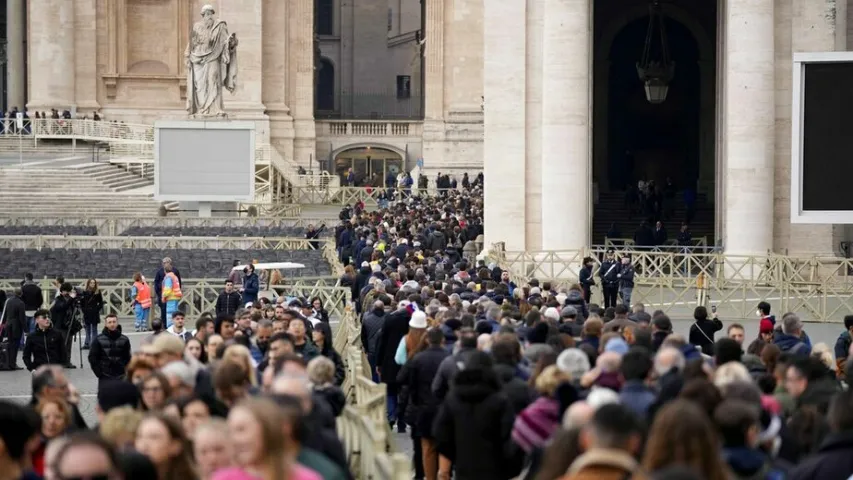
left=120, top=225, right=330, bottom=237
left=0, top=248, right=331, bottom=279
left=0, top=225, right=98, bottom=236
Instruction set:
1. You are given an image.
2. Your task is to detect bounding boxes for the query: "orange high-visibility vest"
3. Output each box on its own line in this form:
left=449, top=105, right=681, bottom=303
left=134, top=281, right=152, bottom=309
left=163, top=272, right=183, bottom=301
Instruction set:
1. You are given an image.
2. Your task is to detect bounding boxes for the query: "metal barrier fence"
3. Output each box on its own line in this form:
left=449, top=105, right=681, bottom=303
left=490, top=244, right=853, bottom=322
left=0, top=215, right=330, bottom=236
left=0, top=277, right=350, bottom=320
left=0, top=235, right=327, bottom=251
left=281, top=185, right=468, bottom=206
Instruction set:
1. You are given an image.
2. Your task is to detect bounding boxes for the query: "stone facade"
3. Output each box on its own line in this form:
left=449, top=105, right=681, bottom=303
left=18, top=0, right=853, bottom=255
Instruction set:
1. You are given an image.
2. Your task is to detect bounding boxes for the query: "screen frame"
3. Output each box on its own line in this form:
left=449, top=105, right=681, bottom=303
left=153, top=120, right=256, bottom=202
left=791, top=52, right=853, bottom=224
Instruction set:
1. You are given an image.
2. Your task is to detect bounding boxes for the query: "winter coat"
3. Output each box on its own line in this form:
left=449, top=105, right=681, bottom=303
left=2, top=295, right=27, bottom=338
left=722, top=446, right=783, bottom=480
left=80, top=290, right=104, bottom=325
left=494, top=363, right=535, bottom=415
left=313, top=385, right=346, bottom=417
left=361, top=309, right=385, bottom=357
left=215, top=290, right=243, bottom=316
left=688, top=317, right=723, bottom=355
left=88, top=326, right=132, bottom=380
left=432, top=347, right=477, bottom=402
left=314, top=322, right=345, bottom=386
left=775, top=332, right=812, bottom=356
left=619, top=380, right=656, bottom=420
left=558, top=448, right=645, bottom=480
left=23, top=326, right=66, bottom=370
left=397, top=345, right=449, bottom=437
left=797, top=375, right=840, bottom=413
left=432, top=369, right=522, bottom=480
left=242, top=273, right=260, bottom=304
left=564, top=290, right=589, bottom=322
left=20, top=282, right=43, bottom=311
left=617, top=264, right=635, bottom=289
left=294, top=340, right=321, bottom=363
left=789, top=431, right=853, bottom=480
left=375, top=308, right=411, bottom=387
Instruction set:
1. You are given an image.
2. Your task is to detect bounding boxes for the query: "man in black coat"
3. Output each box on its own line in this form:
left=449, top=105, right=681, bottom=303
left=375, top=300, right=415, bottom=431
left=49, top=283, right=77, bottom=368
left=88, top=313, right=132, bottom=386
left=790, top=389, right=853, bottom=480
left=20, top=272, right=43, bottom=333
left=214, top=279, right=242, bottom=317
left=397, top=328, right=450, bottom=480
left=23, top=309, right=66, bottom=371
left=1, top=288, right=27, bottom=370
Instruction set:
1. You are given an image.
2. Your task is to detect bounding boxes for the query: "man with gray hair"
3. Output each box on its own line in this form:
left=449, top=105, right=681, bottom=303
left=654, top=347, right=685, bottom=377
left=776, top=312, right=812, bottom=356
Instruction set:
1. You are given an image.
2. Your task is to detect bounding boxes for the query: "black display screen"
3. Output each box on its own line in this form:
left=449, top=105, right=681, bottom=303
left=801, top=62, right=853, bottom=211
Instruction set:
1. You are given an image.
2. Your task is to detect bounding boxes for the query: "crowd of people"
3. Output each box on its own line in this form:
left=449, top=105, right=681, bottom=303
left=0, top=273, right=350, bottom=479
left=329, top=182, right=853, bottom=480
left=4, top=176, right=853, bottom=480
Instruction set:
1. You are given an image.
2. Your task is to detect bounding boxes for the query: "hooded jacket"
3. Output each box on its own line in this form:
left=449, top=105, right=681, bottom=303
left=775, top=332, right=811, bottom=356
left=314, top=322, right=345, bottom=385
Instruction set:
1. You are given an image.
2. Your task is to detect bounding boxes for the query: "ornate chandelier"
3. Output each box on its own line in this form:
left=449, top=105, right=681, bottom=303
left=636, top=0, right=675, bottom=104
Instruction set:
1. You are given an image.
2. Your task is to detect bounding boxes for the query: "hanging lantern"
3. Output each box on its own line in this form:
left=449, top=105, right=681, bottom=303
left=636, top=0, right=675, bottom=104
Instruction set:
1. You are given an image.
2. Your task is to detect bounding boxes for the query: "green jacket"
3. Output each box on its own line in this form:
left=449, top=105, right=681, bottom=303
left=297, top=447, right=348, bottom=480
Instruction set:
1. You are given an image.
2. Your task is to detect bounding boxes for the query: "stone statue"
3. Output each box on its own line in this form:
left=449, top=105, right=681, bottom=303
left=185, top=4, right=238, bottom=117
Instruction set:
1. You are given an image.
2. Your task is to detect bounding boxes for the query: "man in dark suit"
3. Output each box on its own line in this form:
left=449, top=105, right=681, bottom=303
left=1, top=288, right=27, bottom=370
left=375, top=296, right=417, bottom=432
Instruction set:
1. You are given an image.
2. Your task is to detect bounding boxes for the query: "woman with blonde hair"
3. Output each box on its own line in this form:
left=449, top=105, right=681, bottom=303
left=221, top=343, right=259, bottom=387
left=641, top=399, right=729, bottom=480
left=194, top=419, right=233, bottom=480
left=213, top=397, right=321, bottom=480
left=511, top=364, right=571, bottom=454
left=100, top=406, right=144, bottom=450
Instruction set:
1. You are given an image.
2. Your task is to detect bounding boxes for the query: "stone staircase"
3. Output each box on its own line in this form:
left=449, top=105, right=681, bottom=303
left=0, top=163, right=169, bottom=216
left=593, top=190, right=716, bottom=246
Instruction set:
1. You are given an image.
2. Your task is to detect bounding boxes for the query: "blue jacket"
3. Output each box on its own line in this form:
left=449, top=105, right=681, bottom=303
left=619, top=380, right=656, bottom=420
left=153, top=266, right=182, bottom=301
left=775, top=332, right=811, bottom=356
left=243, top=273, right=260, bottom=303
left=835, top=331, right=851, bottom=360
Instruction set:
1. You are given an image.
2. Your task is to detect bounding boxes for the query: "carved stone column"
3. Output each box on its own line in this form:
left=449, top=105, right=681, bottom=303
left=28, top=0, right=76, bottom=111
left=6, top=0, right=25, bottom=110
left=289, top=0, right=316, bottom=167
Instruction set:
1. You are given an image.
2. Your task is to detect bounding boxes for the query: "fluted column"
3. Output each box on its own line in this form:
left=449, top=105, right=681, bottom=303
left=483, top=0, right=527, bottom=251
left=724, top=0, right=774, bottom=256
left=27, top=0, right=76, bottom=110
left=541, top=0, right=591, bottom=250
left=423, top=0, right=445, bottom=121
left=6, top=0, right=25, bottom=110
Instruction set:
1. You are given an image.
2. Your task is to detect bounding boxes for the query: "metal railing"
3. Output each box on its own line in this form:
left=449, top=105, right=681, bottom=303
left=0, top=235, right=327, bottom=251
left=0, top=277, right=350, bottom=320
left=281, top=185, right=468, bottom=206
left=489, top=243, right=853, bottom=322
left=326, top=244, right=411, bottom=479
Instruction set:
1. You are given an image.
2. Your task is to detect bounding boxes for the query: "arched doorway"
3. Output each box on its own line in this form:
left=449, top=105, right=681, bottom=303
left=592, top=0, right=717, bottom=245
left=334, top=146, right=404, bottom=186
left=316, top=58, right=335, bottom=112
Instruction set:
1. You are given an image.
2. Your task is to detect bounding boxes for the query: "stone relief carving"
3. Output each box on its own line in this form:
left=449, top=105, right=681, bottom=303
left=185, top=4, right=238, bottom=117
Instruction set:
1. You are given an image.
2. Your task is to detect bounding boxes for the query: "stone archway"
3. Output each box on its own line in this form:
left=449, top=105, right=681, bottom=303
left=331, top=143, right=406, bottom=186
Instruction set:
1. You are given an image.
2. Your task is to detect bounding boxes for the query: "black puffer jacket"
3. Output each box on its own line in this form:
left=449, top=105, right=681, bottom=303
left=23, top=326, right=65, bottom=371
left=88, top=326, right=132, bottom=380
left=432, top=352, right=523, bottom=480
left=397, top=345, right=449, bottom=437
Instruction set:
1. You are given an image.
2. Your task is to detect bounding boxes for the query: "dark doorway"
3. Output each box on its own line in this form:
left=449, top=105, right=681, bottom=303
left=592, top=2, right=717, bottom=246
left=316, top=58, right=335, bottom=112
left=606, top=17, right=700, bottom=191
